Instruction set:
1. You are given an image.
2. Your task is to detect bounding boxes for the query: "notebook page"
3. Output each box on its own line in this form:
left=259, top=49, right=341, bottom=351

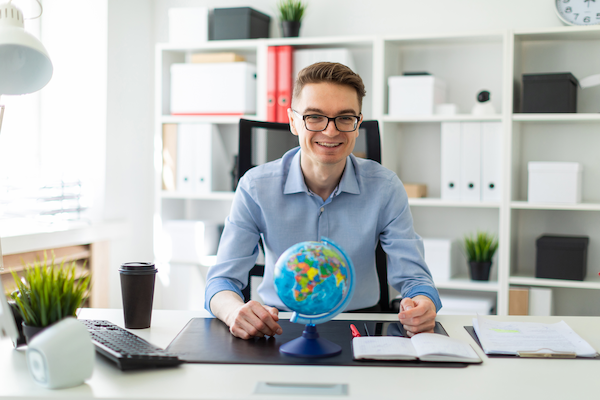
left=352, top=336, right=417, bottom=360
left=411, top=333, right=479, bottom=359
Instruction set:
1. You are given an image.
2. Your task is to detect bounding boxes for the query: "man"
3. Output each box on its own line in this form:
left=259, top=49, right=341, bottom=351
left=206, top=62, right=441, bottom=340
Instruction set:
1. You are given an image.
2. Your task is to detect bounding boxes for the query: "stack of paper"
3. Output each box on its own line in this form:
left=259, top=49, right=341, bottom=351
left=473, top=317, right=598, bottom=357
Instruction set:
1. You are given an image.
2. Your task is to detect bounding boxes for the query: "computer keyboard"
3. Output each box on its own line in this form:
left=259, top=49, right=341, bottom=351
left=81, top=319, right=184, bottom=371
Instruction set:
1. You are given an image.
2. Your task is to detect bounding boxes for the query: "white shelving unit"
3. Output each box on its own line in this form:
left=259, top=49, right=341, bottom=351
left=154, top=26, right=600, bottom=316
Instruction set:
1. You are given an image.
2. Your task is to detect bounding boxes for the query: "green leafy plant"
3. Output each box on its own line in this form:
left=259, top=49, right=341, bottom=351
left=10, top=253, right=91, bottom=328
left=463, top=231, right=498, bottom=263
left=277, top=0, right=307, bottom=21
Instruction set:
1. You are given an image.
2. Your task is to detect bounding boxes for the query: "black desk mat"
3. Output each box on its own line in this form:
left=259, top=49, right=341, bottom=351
left=464, top=326, right=600, bottom=360
left=166, top=318, right=468, bottom=368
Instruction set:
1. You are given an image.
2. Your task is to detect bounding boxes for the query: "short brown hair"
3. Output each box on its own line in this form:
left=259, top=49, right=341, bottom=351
left=292, top=62, right=366, bottom=112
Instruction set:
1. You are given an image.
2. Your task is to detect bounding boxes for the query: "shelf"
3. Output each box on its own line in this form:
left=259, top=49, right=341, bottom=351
left=509, top=274, right=600, bottom=290
left=435, top=275, right=499, bottom=292
left=157, top=40, right=262, bottom=52
left=408, top=198, right=500, bottom=208
left=514, top=25, right=600, bottom=41
left=161, top=115, right=258, bottom=124
left=510, top=201, right=600, bottom=211
left=382, top=114, right=502, bottom=123
left=512, top=113, right=600, bottom=122
left=161, top=191, right=235, bottom=201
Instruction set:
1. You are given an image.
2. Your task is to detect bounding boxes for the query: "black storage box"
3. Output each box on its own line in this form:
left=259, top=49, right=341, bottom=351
left=212, top=7, right=270, bottom=40
left=522, top=73, right=578, bottom=113
left=535, top=235, right=589, bottom=281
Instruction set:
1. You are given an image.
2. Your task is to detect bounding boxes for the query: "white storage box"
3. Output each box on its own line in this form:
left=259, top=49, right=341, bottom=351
left=170, top=62, right=256, bottom=115
left=168, top=7, right=209, bottom=43
left=388, top=75, right=446, bottom=116
left=423, top=238, right=452, bottom=282
left=528, top=162, right=582, bottom=204
left=161, top=220, right=224, bottom=264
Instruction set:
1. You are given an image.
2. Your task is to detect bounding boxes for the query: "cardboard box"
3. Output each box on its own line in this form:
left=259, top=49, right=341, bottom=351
left=508, top=287, right=529, bottom=315
left=528, top=162, right=582, bottom=204
left=388, top=75, right=446, bottom=116
left=168, top=7, right=208, bottom=43
left=170, top=62, right=257, bottom=115
left=423, top=238, right=452, bottom=282
left=191, top=52, right=245, bottom=63
left=404, top=183, right=427, bottom=198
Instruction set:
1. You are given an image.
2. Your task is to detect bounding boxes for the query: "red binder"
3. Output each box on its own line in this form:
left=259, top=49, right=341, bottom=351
left=266, top=46, right=278, bottom=122
left=276, top=45, right=293, bottom=123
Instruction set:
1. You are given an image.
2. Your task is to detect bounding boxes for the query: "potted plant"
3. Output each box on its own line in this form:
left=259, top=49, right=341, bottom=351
left=463, top=231, right=498, bottom=281
left=10, top=253, right=91, bottom=343
left=277, top=0, right=307, bottom=37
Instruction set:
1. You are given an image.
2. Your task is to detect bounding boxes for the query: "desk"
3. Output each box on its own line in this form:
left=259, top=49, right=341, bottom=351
left=1, top=309, right=598, bottom=399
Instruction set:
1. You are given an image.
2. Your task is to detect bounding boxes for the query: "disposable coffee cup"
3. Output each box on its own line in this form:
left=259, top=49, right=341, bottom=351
left=119, top=262, right=158, bottom=329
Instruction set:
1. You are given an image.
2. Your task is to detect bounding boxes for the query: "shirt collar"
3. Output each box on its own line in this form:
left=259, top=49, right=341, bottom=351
left=283, top=150, right=360, bottom=196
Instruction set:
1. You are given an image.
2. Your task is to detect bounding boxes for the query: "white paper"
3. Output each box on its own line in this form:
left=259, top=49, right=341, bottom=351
left=474, top=317, right=598, bottom=357
left=411, top=333, right=479, bottom=360
left=352, top=336, right=417, bottom=360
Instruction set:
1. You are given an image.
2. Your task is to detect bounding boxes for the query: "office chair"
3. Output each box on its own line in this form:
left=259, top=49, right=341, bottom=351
left=236, top=118, right=397, bottom=313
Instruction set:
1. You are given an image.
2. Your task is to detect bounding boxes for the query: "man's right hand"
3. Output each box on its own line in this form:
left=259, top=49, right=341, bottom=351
left=210, top=291, right=283, bottom=340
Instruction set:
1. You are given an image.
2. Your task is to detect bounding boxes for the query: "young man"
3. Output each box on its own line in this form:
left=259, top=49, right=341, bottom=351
left=206, top=62, right=441, bottom=340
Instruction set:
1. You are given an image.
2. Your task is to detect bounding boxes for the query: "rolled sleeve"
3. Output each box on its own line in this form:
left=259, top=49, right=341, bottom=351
left=405, top=285, right=443, bottom=312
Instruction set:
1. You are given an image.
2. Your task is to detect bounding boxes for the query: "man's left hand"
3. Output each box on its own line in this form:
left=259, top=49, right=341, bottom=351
left=398, top=295, right=437, bottom=337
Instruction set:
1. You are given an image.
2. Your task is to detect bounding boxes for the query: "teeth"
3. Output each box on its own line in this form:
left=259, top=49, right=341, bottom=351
left=318, top=142, right=340, bottom=147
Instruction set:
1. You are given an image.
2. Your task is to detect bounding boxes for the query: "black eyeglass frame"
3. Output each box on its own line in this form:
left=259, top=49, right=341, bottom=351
left=291, top=109, right=362, bottom=132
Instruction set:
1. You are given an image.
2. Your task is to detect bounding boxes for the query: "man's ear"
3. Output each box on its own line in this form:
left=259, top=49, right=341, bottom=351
left=355, top=113, right=364, bottom=135
left=288, top=108, right=299, bottom=136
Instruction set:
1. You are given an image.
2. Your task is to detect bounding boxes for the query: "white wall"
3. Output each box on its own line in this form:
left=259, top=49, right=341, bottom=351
left=105, top=1, right=155, bottom=307
left=104, top=0, right=569, bottom=306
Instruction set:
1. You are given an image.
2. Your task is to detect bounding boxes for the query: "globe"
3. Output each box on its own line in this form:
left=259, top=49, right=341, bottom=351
left=273, top=237, right=355, bottom=358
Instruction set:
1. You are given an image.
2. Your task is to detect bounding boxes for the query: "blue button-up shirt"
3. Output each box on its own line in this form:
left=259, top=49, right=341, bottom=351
left=205, top=147, right=441, bottom=313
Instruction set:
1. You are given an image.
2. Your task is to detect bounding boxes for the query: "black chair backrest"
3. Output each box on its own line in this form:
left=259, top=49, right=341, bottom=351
left=237, top=118, right=392, bottom=312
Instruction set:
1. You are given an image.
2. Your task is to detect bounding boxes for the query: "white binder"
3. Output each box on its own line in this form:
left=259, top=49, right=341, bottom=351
left=193, top=124, right=231, bottom=194
left=460, top=122, right=481, bottom=202
left=441, top=122, right=461, bottom=201
left=177, top=124, right=231, bottom=194
left=481, top=122, right=502, bottom=202
left=176, top=124, right=195, bottom=194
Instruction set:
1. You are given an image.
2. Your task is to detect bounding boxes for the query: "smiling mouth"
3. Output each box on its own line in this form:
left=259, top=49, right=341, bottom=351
left=316, top=142, right=342, bottom=148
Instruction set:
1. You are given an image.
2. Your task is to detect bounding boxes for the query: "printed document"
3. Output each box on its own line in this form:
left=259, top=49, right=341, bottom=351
left=473, top=317, right=598, bottom=357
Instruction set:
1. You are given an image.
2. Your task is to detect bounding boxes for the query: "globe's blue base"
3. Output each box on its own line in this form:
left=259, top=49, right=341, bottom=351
left=279, top=324, right=341, bottom=358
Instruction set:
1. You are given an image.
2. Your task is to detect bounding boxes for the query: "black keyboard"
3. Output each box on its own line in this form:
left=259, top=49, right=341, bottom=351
left=81, top=320, right=184, bottom=371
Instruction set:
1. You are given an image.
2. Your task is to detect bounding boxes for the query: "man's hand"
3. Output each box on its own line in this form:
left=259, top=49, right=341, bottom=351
left=398, top=295, right=436, bottom=337
left=226, top=301, right=283, bottom=339
left=210, top=291, right=283, bottom=340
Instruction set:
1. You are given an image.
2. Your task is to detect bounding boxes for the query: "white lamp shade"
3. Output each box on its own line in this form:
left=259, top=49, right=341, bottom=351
left=0, top=3, right=53, bottom=95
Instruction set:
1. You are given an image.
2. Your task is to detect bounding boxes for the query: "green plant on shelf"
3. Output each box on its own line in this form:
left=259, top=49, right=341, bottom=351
left=277, top=0, right=307, bottom=22
left=10, top=252, right=91, bottom=328
left=463, top=231, right=498, bottom=263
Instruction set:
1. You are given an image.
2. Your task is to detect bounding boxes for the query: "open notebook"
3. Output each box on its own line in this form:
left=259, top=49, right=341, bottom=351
left=352, top=333, right=482, bottom=363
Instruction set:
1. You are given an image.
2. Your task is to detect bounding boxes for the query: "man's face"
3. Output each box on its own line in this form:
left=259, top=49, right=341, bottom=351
left=289, top=82, right=362, bottom=171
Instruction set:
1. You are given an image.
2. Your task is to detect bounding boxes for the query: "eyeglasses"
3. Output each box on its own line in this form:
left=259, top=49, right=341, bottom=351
left=292, top=109, right=360, bottom=132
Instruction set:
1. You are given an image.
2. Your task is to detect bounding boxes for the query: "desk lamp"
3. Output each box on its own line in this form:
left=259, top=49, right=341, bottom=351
left=0, top=0, right=53, bottom=130
left=0, top=0, right=52, bottom=272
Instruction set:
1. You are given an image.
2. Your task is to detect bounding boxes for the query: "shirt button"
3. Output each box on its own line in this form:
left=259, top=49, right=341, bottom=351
left=320, top=207, right=324, bottom=212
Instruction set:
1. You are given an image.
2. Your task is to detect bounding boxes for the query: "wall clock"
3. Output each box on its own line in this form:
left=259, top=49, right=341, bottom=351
left=555, top=0, right=600, bottom=26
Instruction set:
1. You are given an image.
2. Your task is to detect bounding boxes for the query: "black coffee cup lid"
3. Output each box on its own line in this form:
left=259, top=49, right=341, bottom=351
left=119, top=262, right=157, bottom=275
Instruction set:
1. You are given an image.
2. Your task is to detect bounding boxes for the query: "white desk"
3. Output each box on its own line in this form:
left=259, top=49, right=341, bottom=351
left=1, top=309, right=598, bottom=400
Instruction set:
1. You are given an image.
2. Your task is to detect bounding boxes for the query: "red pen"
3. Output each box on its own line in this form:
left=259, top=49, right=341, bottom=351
left=350, top=324, right=361, bottom=338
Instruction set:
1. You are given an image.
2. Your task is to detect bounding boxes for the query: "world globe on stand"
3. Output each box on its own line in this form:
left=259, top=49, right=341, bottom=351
left=273, top=237, right=355, bottom=358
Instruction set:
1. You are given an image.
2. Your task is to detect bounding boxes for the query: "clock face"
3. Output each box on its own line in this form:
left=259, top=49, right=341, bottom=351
left=555, top=0, right=600, bottom=26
